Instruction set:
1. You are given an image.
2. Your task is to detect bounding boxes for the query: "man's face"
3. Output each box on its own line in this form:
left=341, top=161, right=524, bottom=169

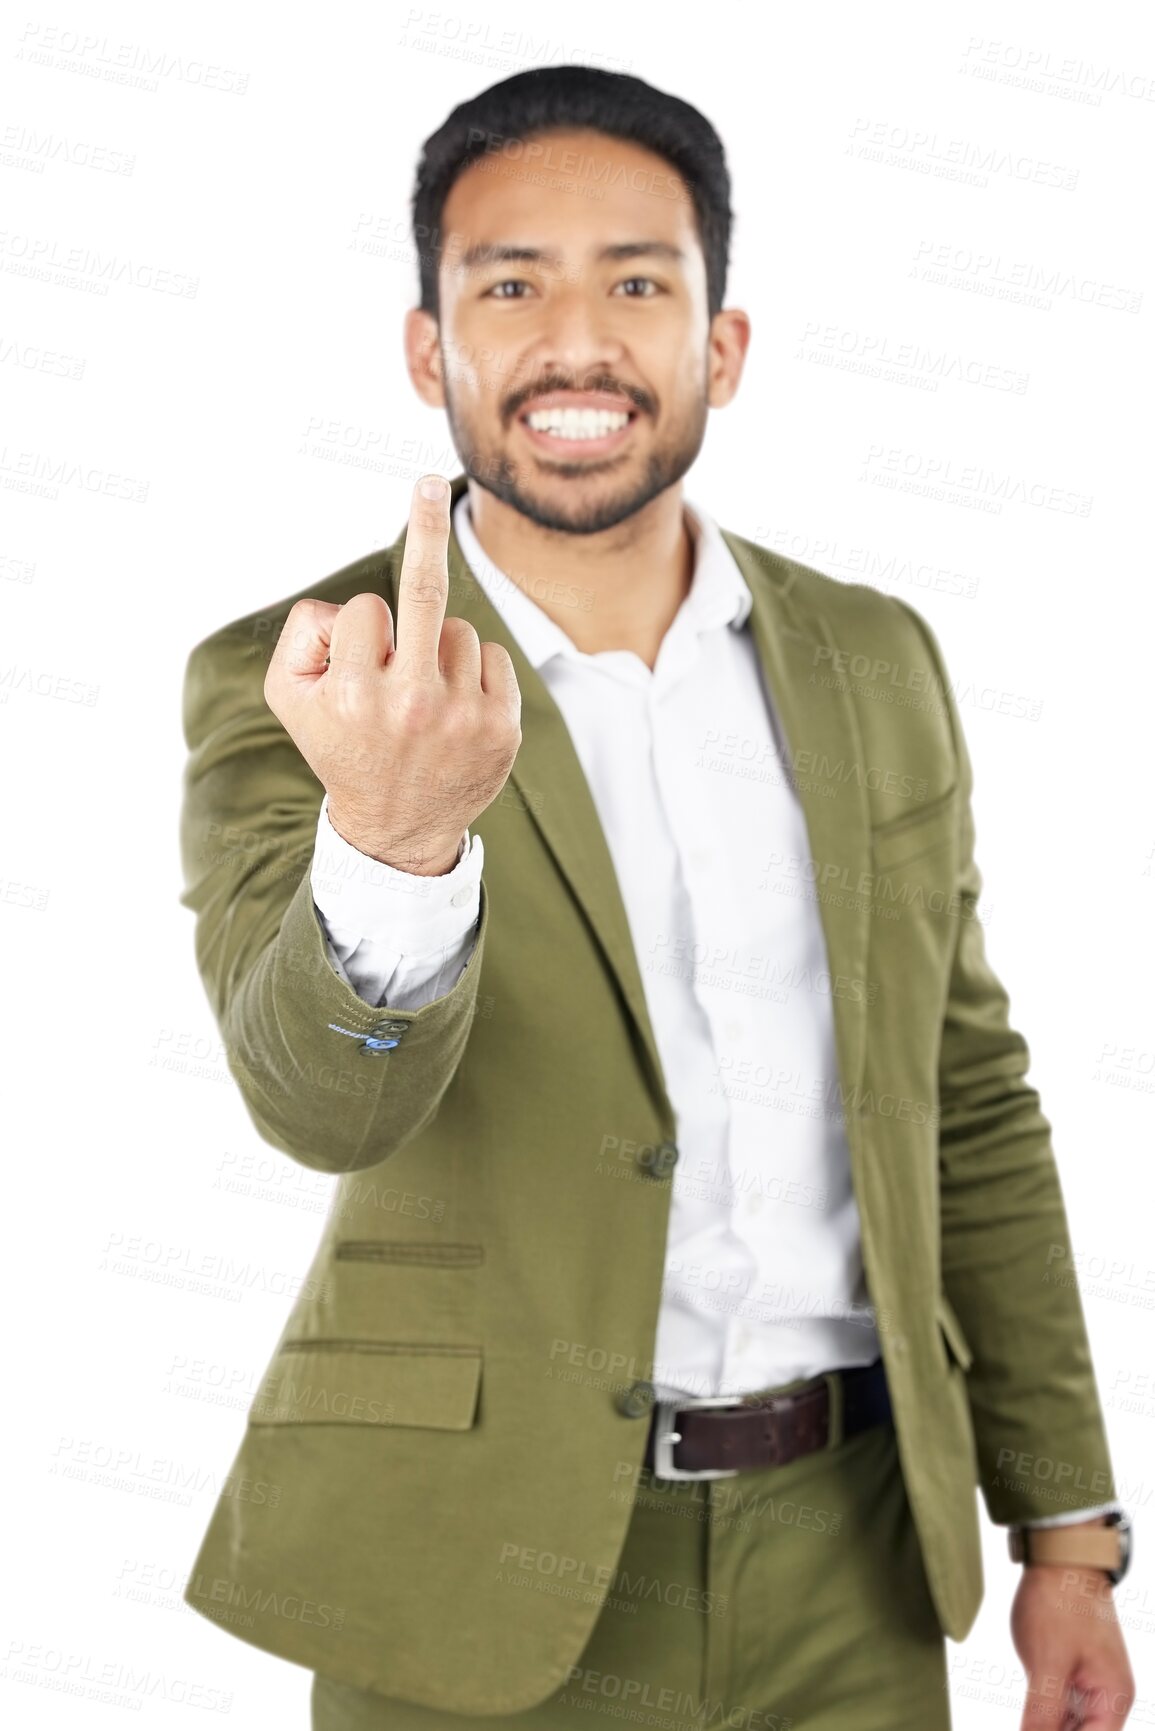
left=428, top=128, right=718, bottom=535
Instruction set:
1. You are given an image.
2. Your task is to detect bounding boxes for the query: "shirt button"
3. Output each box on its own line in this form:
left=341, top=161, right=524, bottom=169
left=744, top=1194, right=762, bottom=1215
left=615, top=1381, right=656, bottom=1419
left=641, top=1141, right=679, bottom=1178
left=450, top=888, right=473, bottom=907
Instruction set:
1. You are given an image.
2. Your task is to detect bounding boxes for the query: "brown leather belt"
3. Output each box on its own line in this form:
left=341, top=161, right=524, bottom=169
left=643, top=1357, right=891, bottom=1480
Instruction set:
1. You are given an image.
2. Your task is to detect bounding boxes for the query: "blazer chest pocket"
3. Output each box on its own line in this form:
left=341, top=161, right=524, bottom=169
left=249, top=1341, right=482, bottom=1430
left=936, top=1293, right=974, bottom=1374
left=334, top=1241, right=484, bottom=1268
left=870, top=783, right=959, bottom=871
left=316, top=1239, right=485, bottom=1339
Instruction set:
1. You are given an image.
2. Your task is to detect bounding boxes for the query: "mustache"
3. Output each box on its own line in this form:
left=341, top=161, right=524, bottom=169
left=506, top=376, right=655, bottom=420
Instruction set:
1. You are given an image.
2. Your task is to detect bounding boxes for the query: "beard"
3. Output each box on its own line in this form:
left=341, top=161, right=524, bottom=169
left=441, top=384, right=709, bottom=537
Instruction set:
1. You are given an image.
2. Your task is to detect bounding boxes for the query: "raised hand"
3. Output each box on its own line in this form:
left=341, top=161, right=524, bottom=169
left=264, top=474, right=522, bottom=875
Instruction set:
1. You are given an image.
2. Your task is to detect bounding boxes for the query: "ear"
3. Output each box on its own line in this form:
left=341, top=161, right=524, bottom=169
left=707, top=307, right=752, bottom=410
left=404, top=306, right=446, bottom=410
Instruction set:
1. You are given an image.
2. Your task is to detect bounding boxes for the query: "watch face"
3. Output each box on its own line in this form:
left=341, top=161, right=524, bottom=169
left=1109, top=1512, right=1133, bottom=1583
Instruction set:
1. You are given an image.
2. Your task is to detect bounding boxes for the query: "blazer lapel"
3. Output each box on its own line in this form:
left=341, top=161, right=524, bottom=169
left=439, top=473, right=871, bottom=1123
left=720, top=531, right=873, bottom=1114
left=442, top=474, right=671, bottom=1111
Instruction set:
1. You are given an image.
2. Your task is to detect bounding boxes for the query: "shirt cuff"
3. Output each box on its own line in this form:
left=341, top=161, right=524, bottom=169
left=1017, top=1502, right=1123, bottom=1528
left=310, top=793, right=483, bottom=951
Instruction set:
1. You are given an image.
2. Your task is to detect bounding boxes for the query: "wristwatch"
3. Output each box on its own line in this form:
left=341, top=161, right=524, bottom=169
left=1008, top=1511, right=1132, bottom=1585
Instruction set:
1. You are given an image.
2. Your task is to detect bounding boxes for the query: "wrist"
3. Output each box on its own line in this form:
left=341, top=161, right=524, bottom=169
left=326, top=803, right=464, bottom=875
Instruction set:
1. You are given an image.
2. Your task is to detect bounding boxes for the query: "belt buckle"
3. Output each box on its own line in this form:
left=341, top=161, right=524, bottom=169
left=651, top=1395, right=743, bottom=1481
left=821, top=1370, right=844, bottom=1452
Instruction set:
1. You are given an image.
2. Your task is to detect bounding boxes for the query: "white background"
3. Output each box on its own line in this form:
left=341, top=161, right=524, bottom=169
left=2, top=1, right=1153, bottom=1725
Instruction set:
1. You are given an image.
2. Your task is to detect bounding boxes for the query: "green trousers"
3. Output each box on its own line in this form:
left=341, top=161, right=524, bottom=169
left=311, top=1405, right=955, bottom=1731
left=311, top=1408, right=951, bottom=1729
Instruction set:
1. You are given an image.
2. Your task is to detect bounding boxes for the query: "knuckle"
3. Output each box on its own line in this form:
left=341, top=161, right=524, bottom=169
left=410, top=504, right=446, bottom=539
left=392, top=683, right=438, bottom=727
left=443, top=629, right=481, bottom=663
left=402, top=572, right=446, bottom=605
left=339, top=595, right=384, bottom=630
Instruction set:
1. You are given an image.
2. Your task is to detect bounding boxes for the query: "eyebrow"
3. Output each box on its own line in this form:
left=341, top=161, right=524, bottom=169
left=455, top=240, right=686, bottom=272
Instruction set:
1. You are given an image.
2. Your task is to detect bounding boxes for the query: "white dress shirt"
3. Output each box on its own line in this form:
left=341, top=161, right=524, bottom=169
left=308, top=490, right=1116, bottom=1526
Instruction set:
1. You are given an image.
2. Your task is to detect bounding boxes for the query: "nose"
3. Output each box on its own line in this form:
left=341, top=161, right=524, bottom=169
left=522, top=283, right=628, bottom=383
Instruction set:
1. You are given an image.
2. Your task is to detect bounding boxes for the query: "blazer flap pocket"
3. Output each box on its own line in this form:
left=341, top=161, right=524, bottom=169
left=250, top=1343, right=482, bottom=1429
left=936, top=1294, right=973, bottom=1372
left=871, top=785, right=958, bottom=870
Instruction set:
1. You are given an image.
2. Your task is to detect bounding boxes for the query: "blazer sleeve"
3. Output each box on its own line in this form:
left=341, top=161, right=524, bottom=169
left=178, top=626, right=489, bottom=1176
left=892, top=600, right=1117, bottom=1527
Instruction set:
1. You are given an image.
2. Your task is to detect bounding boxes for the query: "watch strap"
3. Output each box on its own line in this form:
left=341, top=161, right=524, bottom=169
left=1009, top=1525, right=1121, bottom=1573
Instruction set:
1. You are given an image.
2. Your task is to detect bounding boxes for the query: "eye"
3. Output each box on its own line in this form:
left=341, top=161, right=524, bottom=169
left=616, top=277, right=661, bottom=297
left=485, top=280, right=532, bottom=299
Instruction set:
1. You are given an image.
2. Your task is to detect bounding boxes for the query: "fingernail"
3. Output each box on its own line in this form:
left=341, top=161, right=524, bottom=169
left=419, top=476, right=447, bottom=500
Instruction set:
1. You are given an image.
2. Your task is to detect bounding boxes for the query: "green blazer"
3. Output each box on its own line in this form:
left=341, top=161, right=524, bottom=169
left=179, top=469, right=1115, bottom=1715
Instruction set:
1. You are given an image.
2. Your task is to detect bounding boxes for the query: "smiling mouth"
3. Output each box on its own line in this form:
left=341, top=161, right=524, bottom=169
left=517, top=402, right=640, bottom=453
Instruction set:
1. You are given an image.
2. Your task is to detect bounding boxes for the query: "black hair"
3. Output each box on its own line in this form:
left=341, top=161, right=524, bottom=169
left=410, top=64, right=732, bottom=322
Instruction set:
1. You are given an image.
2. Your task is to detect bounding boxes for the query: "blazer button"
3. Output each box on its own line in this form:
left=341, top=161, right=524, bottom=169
left=641, top=1141, right=679, bottom=1178
left=359, top=1037, right=399, bottom=1055
left=371, top=1020, right=408, bottom=1037
left=615, top=1380, right=656, bottom=1419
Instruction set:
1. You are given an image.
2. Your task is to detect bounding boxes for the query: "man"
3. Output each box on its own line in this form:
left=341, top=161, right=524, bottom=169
left=179, top=64, right=1135, bottom=1731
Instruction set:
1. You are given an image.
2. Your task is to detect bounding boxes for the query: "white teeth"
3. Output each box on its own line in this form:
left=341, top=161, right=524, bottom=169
left=525, top=407, right=631, bottom=439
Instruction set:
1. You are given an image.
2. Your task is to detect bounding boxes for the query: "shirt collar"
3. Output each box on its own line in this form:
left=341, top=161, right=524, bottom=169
left=450, top=489, right=753, bottom=672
